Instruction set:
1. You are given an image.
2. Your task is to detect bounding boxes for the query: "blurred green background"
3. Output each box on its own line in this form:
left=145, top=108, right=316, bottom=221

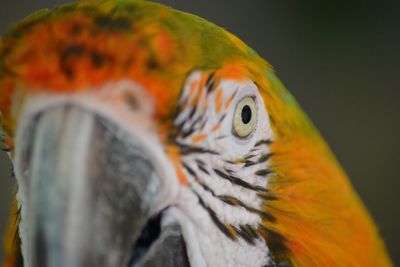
left=0, top=0, right=399, bottom=265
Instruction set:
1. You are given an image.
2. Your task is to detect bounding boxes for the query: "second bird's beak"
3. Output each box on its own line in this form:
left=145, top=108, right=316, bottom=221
left=17, top=104, right=189, bottom=267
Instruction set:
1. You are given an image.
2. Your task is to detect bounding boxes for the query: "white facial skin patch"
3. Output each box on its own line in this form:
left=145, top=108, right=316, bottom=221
left=172, top=71, right=275, bottom=267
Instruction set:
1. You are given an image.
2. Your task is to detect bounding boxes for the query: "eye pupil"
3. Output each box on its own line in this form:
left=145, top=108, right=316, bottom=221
left=241, top=105, right=252, bottom=124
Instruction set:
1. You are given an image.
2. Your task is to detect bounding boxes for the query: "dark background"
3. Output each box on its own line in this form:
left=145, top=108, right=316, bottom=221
left=0, top=0, right=399, bottom=265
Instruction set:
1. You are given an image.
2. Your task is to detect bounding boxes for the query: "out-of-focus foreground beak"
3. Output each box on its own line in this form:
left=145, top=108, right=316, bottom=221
left=20, top=105, right=189, bottom=267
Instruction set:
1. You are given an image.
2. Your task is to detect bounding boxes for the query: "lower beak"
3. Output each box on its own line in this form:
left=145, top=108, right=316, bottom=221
left=22, top=105, right=189, bottom=267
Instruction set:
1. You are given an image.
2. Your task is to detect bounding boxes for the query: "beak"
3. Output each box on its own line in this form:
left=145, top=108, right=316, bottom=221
left=20, top=104, right=189, bottom=267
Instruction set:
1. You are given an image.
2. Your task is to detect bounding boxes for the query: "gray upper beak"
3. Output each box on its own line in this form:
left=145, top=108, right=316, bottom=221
left=23, top=105, right=189, bottom=267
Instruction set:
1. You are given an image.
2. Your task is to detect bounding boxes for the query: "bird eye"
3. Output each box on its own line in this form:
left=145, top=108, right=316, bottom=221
left=233, top=96, right=258, bottom=138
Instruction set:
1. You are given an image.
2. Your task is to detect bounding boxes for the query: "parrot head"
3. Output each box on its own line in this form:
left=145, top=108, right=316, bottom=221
left=0, top=1, right=392, bottom=267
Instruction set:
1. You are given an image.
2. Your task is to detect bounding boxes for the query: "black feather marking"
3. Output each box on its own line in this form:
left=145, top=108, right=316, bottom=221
left=195, top=159, right=206, bottom=166
left=255, top=139, right=273, bottom=147
left=259, top=153, right=273, bottom=163
left=193, top=190, right=236, bottom=240
left=255, top=169, right=272, bottom=177
left=174, top=119, right=186, bottom=132
left=218, top=195, right=276, bottom=222
left=218, top=195, right=242, bottom=206
left=259, top=225, right=290, bottom=261
left=237, top=224, right=261, bottom=245
left=197, top=181, right=216, bottom=196
left=225, top=168, right=235, bottom=174
left=197, top=164, right=210, bottom=175
left=249, top=208, right=276, bottom=222
left=174, top=141, right=219, bottom=155
left=257, top=193, right=278, bottom=201
left=180, top=127, right=196, bottom=139
left=218, top=113, right=227, bottom=123
left=213, top=168, right=267, bottom=192
left=191, top=114, right=204, bottom=130
left=243, top=160, right=257, bottom=167
left=236, top=225, right=255, bottom=245
left=243, top=224, right=259, bottom=240
left=189, top=176, right=217, bottom=199
left=187, top=105, right=198, bottom=121
left=182, top=161, right=218, bottom=199
left=174, top=90, right=190, bottom=120
left=180, top=114, right=204, bottom=139
left=244, top=154, right=256, bottom=160
left=198, top=117, right=208, bottom=132
left=205, top=72, right=216, bottom=93
left=181, top=162, right=196, bottom=176
left=263, top=263, right=292, bottom=267
left=173, top=103, right=182, bottom=121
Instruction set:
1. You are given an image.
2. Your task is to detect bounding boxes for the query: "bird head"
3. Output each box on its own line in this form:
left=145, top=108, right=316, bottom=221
left=0, top=1, right=392, bottom=267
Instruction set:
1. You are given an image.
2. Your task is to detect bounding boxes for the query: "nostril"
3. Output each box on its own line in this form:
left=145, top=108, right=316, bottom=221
left=123, top=91, right=139, bottom=110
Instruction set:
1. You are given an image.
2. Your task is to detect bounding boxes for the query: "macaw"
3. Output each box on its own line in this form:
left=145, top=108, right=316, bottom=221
left=0, top=1, right=393, bottom=267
